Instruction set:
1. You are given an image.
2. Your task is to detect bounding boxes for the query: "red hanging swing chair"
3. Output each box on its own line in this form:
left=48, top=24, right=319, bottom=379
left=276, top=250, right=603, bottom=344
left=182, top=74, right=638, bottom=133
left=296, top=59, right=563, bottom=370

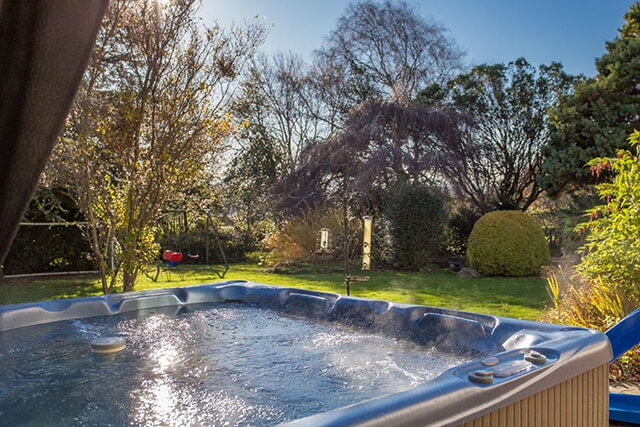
left=162, top=250, right=183, bottom=267
left=161, top=211, right=186, bottom=267
left=152, top=208, right=228, bottom=280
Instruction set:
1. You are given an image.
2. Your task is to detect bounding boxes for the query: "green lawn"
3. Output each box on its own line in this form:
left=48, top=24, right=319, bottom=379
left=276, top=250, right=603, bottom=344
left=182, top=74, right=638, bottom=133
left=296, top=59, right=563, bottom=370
left=0, top=263, right=549, bottom=320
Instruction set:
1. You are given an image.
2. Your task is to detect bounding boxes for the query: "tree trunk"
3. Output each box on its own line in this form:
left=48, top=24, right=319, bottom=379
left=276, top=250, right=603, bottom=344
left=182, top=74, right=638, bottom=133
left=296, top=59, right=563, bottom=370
left=87, top=222, right=109, bottom=294
left=98, top=263, right=109, bottom=294
left=121, top=240, right=138, bottom=293
left=122, top=267, right=137, bottom=293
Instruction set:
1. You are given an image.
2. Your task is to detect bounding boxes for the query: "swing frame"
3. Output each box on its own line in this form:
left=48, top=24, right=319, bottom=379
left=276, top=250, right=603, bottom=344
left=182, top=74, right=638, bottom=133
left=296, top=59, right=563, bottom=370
left=144, top=208, right=229, bottom=282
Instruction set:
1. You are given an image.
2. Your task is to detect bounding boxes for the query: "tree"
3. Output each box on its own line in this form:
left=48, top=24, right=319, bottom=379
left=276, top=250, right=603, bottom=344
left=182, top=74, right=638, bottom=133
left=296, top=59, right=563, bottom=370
left=51, top=0, right=265, bottom=292
left=232, top=52, right=324, bottom=171
left=224, top=52, right=324, bottom=244
left=576, top=130, right=640, bottom=291
left=221, top=128, right=282, bottom=247
left=304, top=50, right=380, bottom=132
left=274, top=100, right=460, bottom=215
left=418, top=58, right=576, bottom=212
left=541, top=2, right=640, bottom=193
left=318, top=0, right=464, bottom=104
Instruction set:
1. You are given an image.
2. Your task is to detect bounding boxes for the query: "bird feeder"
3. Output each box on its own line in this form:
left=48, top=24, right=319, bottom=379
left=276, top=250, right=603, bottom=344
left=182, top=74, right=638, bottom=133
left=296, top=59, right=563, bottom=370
left=319, top=228, right=330, bottom=252
left=362, top=216, right=372, bottom=270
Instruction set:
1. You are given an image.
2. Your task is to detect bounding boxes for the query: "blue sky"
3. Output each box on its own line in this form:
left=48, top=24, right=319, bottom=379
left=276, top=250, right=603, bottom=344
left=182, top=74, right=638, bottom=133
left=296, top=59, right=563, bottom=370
left=202, top=0, right=636, bottom=77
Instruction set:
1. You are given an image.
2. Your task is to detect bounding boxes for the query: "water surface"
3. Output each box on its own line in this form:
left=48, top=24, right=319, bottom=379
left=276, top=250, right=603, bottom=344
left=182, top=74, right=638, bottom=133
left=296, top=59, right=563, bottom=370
left=0, top=303, right=473, bottom=426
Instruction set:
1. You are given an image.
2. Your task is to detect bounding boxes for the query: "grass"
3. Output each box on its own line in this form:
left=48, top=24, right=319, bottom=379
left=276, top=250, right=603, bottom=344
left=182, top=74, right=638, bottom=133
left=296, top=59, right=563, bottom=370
left=0, top=263, right=549, bottom=320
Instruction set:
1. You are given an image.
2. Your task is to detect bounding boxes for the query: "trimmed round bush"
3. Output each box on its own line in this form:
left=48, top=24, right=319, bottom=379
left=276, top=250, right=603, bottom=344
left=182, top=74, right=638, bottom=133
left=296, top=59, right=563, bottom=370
left=467, top=210, right=550, bottom=276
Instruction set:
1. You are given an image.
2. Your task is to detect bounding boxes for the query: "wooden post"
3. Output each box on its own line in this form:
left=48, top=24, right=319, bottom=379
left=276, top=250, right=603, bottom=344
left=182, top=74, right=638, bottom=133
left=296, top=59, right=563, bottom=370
left=343, top=197, right=350, bottom=295
left=205, top=209, right=210, bottom=265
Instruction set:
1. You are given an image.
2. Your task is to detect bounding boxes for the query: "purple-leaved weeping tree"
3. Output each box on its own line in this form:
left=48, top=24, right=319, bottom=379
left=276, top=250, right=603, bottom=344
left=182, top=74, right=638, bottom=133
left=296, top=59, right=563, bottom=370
left=274, top=100, right=464, bottom=215
left=273, top=100, right=464, bottom=284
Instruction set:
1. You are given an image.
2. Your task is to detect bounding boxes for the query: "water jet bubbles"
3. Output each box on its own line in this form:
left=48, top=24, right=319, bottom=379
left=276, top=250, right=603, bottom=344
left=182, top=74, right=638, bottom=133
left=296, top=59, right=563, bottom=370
left=1, top=303, right=475, bottom=425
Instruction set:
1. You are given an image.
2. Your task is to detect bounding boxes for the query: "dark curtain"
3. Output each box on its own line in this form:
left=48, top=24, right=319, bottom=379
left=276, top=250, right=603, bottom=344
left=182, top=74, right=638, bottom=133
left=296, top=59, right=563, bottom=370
left=0, top=0, right=108, bottom=266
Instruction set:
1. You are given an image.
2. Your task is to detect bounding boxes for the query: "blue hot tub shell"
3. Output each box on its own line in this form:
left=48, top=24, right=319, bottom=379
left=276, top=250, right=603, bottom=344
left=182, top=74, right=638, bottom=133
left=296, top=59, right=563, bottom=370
left=0, top=281, right=613, bottom=426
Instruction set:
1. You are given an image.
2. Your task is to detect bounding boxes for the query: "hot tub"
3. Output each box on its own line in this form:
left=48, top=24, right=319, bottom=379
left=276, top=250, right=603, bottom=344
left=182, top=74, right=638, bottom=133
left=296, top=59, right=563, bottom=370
left=0, top=281, right=611, bottom=426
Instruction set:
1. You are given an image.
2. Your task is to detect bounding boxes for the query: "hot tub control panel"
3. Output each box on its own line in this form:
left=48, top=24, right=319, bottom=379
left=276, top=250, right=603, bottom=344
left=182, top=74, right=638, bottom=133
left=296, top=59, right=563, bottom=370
left=458, top=348, right=556, bottom=386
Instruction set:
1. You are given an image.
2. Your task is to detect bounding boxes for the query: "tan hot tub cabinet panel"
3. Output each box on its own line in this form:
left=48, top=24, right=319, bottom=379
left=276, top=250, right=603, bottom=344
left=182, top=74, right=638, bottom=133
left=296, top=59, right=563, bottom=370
left=458, top=364, right=609, bottom=427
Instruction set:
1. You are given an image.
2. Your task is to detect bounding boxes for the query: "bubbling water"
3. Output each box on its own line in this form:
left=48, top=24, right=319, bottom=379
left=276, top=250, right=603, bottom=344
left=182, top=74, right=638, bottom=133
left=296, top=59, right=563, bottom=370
left=0, top=303, right=473, bottom=426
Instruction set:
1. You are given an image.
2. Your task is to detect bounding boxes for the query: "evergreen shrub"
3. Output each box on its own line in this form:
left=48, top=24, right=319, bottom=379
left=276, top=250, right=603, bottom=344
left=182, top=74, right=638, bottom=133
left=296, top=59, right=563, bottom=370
left=467, top=210, right=549, bottom=276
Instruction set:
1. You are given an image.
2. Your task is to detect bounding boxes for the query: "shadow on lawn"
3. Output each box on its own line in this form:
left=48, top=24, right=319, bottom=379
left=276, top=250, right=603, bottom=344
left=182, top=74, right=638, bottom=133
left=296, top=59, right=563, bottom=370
left=0, top=276, right=101, bottom=305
